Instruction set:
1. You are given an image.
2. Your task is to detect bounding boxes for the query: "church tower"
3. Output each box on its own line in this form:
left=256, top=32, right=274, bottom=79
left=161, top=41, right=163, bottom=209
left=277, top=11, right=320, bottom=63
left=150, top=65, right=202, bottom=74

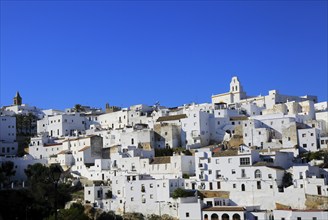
left=229, top=76, right=244, bottom=93
left=13, top=91, right=22, bottom=105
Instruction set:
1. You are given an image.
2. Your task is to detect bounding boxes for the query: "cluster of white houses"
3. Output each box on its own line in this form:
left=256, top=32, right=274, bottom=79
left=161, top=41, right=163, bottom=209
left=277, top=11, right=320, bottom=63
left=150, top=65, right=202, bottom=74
left=1, top=77, right=328, bottom=220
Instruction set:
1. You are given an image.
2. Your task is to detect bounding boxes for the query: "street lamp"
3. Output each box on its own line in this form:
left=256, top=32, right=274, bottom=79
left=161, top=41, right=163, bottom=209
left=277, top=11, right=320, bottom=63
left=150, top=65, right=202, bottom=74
left=49, top=164, right=62, bottom=220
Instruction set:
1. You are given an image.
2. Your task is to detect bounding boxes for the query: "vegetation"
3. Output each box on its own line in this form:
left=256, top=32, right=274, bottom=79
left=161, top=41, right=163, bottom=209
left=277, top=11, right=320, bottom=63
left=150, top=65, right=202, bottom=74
left=302, top=150, right=328, bottom=162
left=155, top=148, right=173, bottom=157
left=282, top=172, right=293, bottom=188
left=182, top=173, right=190, bottom=179
left=105, top=190, right=113, bottom=199
left=97, top=211, right=123, bottom=220
left=155, top=147, right=192, bottom=157
left=46, top=203, right=89, bottom=220
left=73, top=104, right=85, bottom=112
left=147, top=214, right=176, bottom=220
left=172, top=188, right=195, bottom=199
left=0, top=161, right=16, bottom=186
left=15, top=113, right=38, bottom=135
left=0, top=163, right=78, bottom=220
left=122, top=212, right=144, bottom=220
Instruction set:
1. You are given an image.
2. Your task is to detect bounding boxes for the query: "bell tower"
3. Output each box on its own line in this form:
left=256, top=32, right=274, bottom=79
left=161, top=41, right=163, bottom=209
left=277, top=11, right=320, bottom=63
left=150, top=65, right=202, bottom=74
left=13, top=91, right=22, bottom=105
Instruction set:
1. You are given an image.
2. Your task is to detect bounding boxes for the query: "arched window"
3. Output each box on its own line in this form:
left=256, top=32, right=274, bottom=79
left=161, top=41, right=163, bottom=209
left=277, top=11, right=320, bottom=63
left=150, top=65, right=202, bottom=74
left=232, top=213, right=241, bottom=220
left=222, top=213, right=230, bottom=220
left=211, top=214, right=219, bottom=220
left=255, top=169, right=262, bottom=178
left=241, top=184, right=245, bottom=191
left=204, top=214, right=208, bottom=220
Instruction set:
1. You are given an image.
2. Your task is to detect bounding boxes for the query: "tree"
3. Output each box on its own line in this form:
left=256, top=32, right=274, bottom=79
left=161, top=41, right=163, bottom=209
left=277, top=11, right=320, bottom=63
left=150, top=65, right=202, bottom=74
left=0, top=161, right=16, bottom=185
left=46, top=203, right=90, bottom=220
left=24, top=163, right=72, bottom=220
left=172, top=188, right=195, bottom=199
left=97, top=211, right=122, bottom=220
left=282, top=172, right=293, bottom=188
left=73, top=104, right=85, bottom=112
left=122, top=212, right=144, bottom=220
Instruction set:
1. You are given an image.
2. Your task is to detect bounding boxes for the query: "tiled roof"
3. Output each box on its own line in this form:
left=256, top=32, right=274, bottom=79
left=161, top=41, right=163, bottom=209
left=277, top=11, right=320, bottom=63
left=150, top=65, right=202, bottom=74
left=156, top=114, right=187, bottom=122
left=230, top=116, right=248, bottom=121
left=213, top=150, right=238, bottom=157
left=150, top=156, right=171, bottom=164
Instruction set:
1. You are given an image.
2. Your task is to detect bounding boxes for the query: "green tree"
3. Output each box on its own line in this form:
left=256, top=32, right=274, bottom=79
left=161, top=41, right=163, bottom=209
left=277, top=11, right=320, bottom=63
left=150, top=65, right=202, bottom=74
left=73, top=104, right=85, bottom=112
left=122, top=212, right=144, bottom=220
left=46, top=203, right=90, bottom=220
left=97, top=211, right=122, bottom=220
left=0, top=161, right=16, bottom=185
left=282, top=172, right=293, bottom=188
left=24, top=163, right=72, bottom=219
left=172, top=188, right=195, bottom=199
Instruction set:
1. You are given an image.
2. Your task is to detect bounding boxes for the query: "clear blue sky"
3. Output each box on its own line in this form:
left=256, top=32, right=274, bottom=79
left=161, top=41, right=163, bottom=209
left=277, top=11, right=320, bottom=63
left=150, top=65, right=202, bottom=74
left=1, top=0, right=327, bottom=110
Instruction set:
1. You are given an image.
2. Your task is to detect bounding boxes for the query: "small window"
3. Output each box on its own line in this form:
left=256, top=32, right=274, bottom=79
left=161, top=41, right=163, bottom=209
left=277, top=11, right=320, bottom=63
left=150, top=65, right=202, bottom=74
left=186, top=213, right=189, bottom=217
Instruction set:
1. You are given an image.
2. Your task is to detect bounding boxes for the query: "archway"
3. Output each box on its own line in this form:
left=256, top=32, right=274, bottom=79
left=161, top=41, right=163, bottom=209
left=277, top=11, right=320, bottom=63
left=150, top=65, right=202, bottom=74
left=232, top=213, right=241, bottom=220
left=222, top=213, right=230, bottom=220
left=211, top=213, right=219, bottom=220
left=204, top=214, right=208, bottom=220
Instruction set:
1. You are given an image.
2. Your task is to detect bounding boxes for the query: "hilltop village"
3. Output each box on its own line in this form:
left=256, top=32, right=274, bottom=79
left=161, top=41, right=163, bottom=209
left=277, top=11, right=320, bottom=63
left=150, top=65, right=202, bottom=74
left=1, top=77, right=328, bottom=220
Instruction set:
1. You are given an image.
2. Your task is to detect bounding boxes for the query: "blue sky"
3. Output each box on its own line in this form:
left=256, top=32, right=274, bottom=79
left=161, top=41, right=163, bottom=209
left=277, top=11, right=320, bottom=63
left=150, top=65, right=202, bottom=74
left=1, top=0, right=327, bottom=110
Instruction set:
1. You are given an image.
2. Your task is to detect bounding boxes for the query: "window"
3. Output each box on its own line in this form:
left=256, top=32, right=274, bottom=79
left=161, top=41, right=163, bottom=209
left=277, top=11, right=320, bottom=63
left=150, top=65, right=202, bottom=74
left=186, top=213, right=189, bottom=217
left=232, top=122, right=235, bottom=125
left=150, top=194, right=153, bottom=199
left=311, top=133, right=314, bottom=136
left=255, top=169, right=261, bottom=178
left=257, top=181, right=261, bottom=189
left=88, top=190, right=90, bottom=195
left=302, top=134, right=306, bottom=137
left=233, top=184, right=236, bottom=188
left=240, top=157, right=250, bottom=165
left=303, top=144, right=307, bottom=148
left=297, top=217, right=301, bottom=220
left=150, top=183, right=153, bottom=188
left=131, top=197, right=134, bottom=201
left=268, top=174, right=272, bottom=179
left=241, top=169, right=246, bottom=178
left=232, top=169, right=236, bottom=174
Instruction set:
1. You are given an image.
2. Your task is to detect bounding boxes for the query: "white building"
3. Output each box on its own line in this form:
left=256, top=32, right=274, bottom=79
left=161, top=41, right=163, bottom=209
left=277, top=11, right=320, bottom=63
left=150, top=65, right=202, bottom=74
left=37, top=113, right=87, bottom=137
left=0, top=115, right=18, bottom=155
